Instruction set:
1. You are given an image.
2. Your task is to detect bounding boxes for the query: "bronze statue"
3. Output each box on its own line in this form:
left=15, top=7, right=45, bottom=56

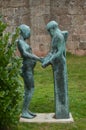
left=17, top=24, right=41, bottom=119
left=42, top=21, right=69, bottom=119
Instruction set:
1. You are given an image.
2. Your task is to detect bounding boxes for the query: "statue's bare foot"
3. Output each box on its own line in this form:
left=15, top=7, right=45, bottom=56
left=29, top=110, right=36, bottom=116
left=21, top=111, right=35, bottom=119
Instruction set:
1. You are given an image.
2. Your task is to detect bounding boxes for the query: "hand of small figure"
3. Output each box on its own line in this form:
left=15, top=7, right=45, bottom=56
left=42, top=59, right=50, bottom=68
left=42, top=62, right=46, bottom=68
left=40, top=57, right=44, bottom=63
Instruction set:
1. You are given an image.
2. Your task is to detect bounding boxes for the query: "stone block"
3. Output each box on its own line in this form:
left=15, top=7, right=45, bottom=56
left=0, top=2, right=2, bottom=7
left=22, top=15, right=30, bottom=25
left=45, top=0, right=50, bottom=6
left=29, top=0, right=50, bottom=6
left=69, top=0, right=78, bottom=7
left=1, top=0, right=10, bottom=8
left=20, top=113, right=74, bottom=123
left=60, top=15, right=72, bottom=25
left=43, top=14, right=51, bottom=25
left=68, top=6, right=83, bottom=15
left=71, top=15, right=84, bottom=26
left=50, top=0, right=69, bottom=8
left=83, top=7, right=86, bottom=15
left=8, top=0, right=26, bottom=7
left=78, top=0, right=86, bottom=7
left=30, top=5, right=50, bottom=17
left=45, top=6, right=50, bottom=14
left=72, top=25, right=84, bottom=35
left=1, top=0, right=27, bottom=8
left=80, top=34, right=86, bottom=41
left=67, top=49, right=76, bottom=55
left=67, top=41, right=79, bottom=50
left=14, top=7, right=29, bottom=16
left=68, top=35, right=72, bottom=41
left=51, top=7, right=68, bottom=15
left=14, top=16, right=22, bottom=26
left=29, top=0, right=46, bottom=7
left=79, top=41, right=86, bottom=50
left=80, top=25, right=86, bottom=34
left=2, top=8, right=15, bottom=17
left=75, top=49, right=86, bottom=56
left=72, top=35, right=80, bottom=41
left=0, top=8, right=2, bottom=13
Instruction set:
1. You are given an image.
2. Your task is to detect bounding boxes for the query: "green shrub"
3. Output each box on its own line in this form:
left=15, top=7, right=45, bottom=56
left=0, top=18, right=23, bottom=129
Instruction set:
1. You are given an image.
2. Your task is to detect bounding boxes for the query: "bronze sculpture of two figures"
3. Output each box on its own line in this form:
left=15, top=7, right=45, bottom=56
left=17, top=21, right=69, bottom=119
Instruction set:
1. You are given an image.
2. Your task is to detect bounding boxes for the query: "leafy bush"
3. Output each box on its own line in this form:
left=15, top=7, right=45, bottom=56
left=0, top=18, right=23, bottom=129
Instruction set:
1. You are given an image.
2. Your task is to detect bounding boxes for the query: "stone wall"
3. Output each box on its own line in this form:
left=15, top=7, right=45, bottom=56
left=0, top=0, right=30, bottom=31
left=0, top=0, right=86, bottom=56
left=50, top=0, right=86, bottom=56
left=29, top=0, right=51, bottom=56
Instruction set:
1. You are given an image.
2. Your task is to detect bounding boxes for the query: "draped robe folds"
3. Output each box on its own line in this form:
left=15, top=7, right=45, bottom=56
left=43, top=30, right=69, bottom=119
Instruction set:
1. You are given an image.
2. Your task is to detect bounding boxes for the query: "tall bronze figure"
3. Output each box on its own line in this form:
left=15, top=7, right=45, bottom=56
left=42, top=21, right=69, bottom=119
left=17, top=24, right=41, bottom=119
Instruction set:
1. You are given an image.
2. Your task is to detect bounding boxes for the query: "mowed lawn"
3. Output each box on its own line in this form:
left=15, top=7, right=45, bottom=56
left=17, top=53, right=86, bottom=130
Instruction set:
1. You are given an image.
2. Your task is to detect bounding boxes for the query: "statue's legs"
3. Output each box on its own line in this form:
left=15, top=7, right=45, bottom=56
left=21, top=71, right=36, bottom=119
left=53, top=61, right=69, bottom=119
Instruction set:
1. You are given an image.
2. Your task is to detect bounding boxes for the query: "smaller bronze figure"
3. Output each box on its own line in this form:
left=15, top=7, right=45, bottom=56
left=17, top=24, right=41, bottom=119
left=42, top=21, right=69, bottom=119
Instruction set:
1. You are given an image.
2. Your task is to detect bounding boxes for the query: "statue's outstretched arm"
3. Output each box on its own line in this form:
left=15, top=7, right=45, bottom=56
left=42, top=52, right=52, bottom=68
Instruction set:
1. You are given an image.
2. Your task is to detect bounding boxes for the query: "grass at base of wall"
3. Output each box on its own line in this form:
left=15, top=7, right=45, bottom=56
left=16, top=53, right=86, bottom=130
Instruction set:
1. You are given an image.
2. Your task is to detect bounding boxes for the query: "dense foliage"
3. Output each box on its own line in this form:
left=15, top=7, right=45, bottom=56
left=0, top=19, right=23, bottom=129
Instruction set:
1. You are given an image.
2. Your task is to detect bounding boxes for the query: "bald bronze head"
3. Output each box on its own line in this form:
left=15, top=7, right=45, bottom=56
left=19, top=24, right=31, bottom=40
left=46, top=21, right=58, bottom=37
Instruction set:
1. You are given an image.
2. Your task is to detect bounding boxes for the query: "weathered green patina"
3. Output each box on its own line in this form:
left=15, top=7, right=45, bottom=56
left=17, top=24, right=41, bottom=119
left=42, top=21, right=69, bottom=119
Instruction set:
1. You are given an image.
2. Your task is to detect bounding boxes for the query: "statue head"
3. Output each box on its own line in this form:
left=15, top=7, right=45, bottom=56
left=46, top=21, right=58, bottom=37
left=18, top=24, right=31, bottom=39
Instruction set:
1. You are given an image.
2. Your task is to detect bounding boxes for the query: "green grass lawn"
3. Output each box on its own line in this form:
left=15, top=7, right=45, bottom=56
left=17, top=53, right=86, bottom=130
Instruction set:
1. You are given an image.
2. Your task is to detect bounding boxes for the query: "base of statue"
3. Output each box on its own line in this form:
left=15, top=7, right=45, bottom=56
left=19, top=113, right=74, bottom=123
